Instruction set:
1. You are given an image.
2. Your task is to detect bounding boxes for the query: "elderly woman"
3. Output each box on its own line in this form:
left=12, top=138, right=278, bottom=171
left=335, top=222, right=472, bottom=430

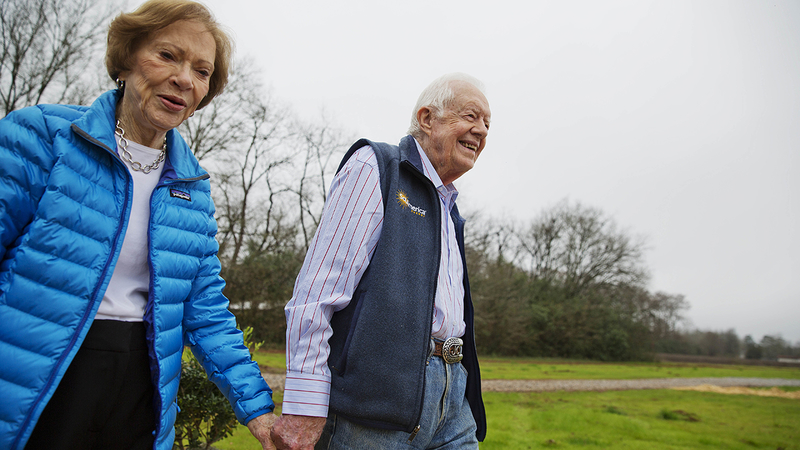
left=0, top=1, right=275, bottom=449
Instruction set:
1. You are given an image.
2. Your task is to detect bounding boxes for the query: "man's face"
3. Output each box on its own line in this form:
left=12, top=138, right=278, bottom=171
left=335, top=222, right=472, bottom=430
left=421, top=81, right=491, bottom=185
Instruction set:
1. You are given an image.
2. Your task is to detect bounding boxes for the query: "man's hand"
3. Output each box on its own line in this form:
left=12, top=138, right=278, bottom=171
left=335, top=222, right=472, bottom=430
left=270, top=414, right=327, bottom=450
left=247, top=412, right=278, bottom=450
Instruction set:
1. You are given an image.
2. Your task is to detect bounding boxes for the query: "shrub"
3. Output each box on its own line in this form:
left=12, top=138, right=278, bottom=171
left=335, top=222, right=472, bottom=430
left=173, top=326, right=262, bottom=450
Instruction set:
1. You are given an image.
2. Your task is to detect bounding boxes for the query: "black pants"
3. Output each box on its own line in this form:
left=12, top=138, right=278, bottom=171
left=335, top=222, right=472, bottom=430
left=26, top=320, right=156, bottom=450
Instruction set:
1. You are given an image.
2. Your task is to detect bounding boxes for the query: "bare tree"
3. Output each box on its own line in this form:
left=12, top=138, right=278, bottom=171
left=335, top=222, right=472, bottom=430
left=182, top=59, right=357, bottom=260
left=181, top=63, right=295, bottom=266
left=623, top=287, right=688, bottom=340
left=0, top=0, right=118, bottom=116
left=178, top=61, right=298, bottom=342
left=178, top=60, right=358, bottom=343
left=463, top=212, right=519, bottom=264
left=515, top=200, right=649, bottom=293
left=180, top=60, right=259, bottom=163
left=290, top=112, right=351, bottom=248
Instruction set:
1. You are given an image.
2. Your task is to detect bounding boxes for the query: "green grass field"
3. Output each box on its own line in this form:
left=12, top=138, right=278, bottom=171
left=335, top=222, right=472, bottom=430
left=212, top=353, right=800, bottom=449
left=482, top=389, right=798, bottom=449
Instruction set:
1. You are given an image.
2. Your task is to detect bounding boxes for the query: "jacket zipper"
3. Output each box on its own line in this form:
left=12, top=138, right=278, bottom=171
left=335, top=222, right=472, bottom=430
left=145, top=175, right=209, bottom=445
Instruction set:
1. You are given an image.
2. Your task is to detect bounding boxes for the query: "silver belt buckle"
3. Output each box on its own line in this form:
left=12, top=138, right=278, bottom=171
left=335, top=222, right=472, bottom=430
left=442, top=337, right=463, bottom=364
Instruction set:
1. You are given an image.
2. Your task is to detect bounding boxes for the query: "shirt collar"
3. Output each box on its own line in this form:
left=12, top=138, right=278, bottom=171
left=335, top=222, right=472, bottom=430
left=413, top=137, right=459, bottom=207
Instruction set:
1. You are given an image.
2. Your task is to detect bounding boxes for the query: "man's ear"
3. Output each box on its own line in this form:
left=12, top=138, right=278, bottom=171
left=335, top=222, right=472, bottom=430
left=417, top=106, right=434, bottom=137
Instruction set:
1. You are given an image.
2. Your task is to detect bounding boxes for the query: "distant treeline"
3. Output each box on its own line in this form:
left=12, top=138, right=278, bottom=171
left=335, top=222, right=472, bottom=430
left=225, top=199, right=800, bottom=362
left=657, top=329, right=800, bottom=361
left=225, top=200, right=688, bottom=361
left=466, top=201, right=683, bottom=361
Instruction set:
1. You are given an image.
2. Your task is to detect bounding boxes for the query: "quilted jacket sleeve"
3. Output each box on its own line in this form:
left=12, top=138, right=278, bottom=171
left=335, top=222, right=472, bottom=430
left=181, top=208, right=274, bottom=425
left=0, top=107, right=55, bottom=263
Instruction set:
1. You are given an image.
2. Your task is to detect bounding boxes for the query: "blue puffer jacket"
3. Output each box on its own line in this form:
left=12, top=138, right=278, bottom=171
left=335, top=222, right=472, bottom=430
left=0, top=90, right=273, bottom=450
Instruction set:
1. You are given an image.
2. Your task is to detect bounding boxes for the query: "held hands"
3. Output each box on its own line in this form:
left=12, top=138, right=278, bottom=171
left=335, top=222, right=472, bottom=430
left=270, top=414, right=327, bottom=450
left=247, top=412, right=278, bottom=450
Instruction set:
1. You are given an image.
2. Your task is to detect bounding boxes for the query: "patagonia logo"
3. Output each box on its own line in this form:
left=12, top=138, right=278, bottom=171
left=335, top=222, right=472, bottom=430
left=170, top=189, right=191, bottom=201
left=396, top=190, right=426, bottom=217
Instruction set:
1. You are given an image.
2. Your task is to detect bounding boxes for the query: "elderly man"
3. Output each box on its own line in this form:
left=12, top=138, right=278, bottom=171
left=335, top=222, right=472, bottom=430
left=271, top=73, right=491, bottom=449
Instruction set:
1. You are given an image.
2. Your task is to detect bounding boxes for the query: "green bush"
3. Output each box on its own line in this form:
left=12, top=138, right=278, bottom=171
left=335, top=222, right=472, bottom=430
left=173, top=326, right=261, bottom=450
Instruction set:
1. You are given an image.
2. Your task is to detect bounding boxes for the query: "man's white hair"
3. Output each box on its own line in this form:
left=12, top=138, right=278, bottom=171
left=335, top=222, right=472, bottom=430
left=407, top=73, right=487, bottom=138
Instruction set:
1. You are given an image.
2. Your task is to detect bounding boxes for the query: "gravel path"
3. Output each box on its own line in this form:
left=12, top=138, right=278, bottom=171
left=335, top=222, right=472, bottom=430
left=481, top=377, right=800, bottom=392
left=263, top=373, right=800, bottom=393
left=263, top=373, right=285, bottom=390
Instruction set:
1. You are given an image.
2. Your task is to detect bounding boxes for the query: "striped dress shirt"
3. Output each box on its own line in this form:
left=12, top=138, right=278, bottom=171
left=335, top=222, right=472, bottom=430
left=281, top=139, right=466, bottom=417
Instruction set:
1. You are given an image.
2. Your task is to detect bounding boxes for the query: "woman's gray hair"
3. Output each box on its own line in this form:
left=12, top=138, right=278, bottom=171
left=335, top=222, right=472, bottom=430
left=407, top=73, right=487, bottom=138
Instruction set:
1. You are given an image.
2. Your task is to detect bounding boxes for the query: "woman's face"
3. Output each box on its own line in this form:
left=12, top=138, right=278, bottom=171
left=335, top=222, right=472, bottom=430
left=117, top=20, right=216, bottom=147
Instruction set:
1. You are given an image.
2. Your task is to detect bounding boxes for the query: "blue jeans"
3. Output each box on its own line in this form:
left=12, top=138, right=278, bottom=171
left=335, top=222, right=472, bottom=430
left=316, top=351, right=479, bottom=449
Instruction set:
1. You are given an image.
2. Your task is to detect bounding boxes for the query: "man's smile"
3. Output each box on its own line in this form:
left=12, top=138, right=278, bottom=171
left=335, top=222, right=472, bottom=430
left=460, top=141, right=478, bottom=151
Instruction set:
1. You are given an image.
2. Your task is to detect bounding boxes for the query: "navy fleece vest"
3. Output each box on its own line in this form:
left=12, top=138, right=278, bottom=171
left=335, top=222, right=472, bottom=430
left=327, top=136, right=486, bottom=441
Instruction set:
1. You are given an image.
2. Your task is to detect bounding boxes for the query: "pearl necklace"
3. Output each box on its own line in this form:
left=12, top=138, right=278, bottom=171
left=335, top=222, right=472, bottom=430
left=115, top=120, right=166, bottom=174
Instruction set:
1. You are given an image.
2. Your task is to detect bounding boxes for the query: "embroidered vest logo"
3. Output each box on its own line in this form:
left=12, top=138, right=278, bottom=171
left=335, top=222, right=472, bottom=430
left=170, top=189, right=191, bottom=201
left=396, top=190, right=426, bottom=217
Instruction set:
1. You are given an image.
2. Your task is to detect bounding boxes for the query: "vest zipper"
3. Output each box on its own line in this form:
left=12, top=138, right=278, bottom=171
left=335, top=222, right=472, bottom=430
left=408, top=164, right=440, bottom=442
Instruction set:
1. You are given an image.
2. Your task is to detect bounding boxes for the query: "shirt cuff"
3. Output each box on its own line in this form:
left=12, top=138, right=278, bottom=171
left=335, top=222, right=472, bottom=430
left=280, top=371, right=331, bottom=417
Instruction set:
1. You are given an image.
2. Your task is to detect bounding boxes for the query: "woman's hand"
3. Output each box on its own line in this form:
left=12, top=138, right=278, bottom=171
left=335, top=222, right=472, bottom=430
left=247, top=412, right=278, bottom=450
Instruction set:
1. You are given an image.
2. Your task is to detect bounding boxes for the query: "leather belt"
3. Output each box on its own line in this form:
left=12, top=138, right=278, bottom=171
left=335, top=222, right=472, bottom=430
left=432, top=337, right=464, bottom=364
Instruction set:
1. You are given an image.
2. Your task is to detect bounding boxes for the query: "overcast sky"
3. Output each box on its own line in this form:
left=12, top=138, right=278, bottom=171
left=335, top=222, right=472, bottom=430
left=201, top=0, right=800, bottom=343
